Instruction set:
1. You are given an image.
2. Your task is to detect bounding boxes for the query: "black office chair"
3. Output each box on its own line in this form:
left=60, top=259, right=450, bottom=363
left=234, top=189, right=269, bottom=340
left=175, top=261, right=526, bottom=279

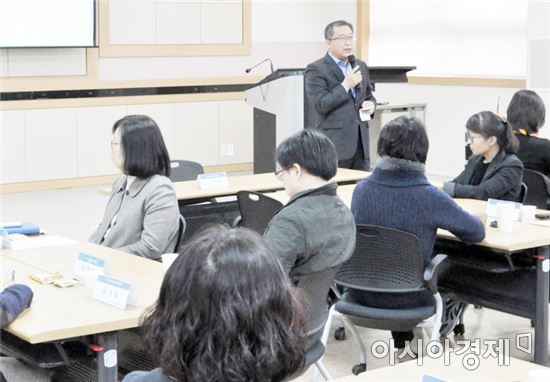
left=517, top=182, right=528, bottom=203
left=523, top=169, right=550, bottom=209
left=169, top=160, right=204, bottom=182
left=235, top=191, right=283, bottom=234
left=321, top=225, right=447, bottom=375
left=174, top=214, right=186, bottom=253
left=293, top=267, right=340, bottom=381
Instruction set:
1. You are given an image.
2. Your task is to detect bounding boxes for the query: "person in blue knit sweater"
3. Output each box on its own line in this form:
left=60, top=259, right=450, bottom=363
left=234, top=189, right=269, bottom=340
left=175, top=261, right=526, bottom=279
left=350, top=116, right=485, bottom=348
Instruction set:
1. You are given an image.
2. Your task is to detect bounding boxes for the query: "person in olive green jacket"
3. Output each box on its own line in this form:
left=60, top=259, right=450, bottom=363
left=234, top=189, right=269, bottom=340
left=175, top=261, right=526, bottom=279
left=264, top=129, right=356, bottom=285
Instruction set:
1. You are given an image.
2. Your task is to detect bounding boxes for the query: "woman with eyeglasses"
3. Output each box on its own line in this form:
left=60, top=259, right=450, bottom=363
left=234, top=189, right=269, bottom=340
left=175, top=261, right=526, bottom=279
left=507, top=89, right=549, bottom=177
left=443, top=111, right=523, bottom=201
left=90, top=115, right=180, bottom=260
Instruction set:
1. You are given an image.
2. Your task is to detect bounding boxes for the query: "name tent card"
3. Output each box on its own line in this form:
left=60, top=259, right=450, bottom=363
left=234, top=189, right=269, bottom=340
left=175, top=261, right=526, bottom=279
left=421, top=374, right=448, bottom=382
left=485, top=198, right=521, bottom=221
left=197, top=172, right=228, bottom=190
left=91, top=275, right=138, bottom=310
left=73, top=252, right=106, bottom=279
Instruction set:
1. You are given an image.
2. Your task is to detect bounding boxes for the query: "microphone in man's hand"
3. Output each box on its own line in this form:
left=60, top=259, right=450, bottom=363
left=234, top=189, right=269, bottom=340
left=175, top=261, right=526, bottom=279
left=348, top=55, right=362, bottom=92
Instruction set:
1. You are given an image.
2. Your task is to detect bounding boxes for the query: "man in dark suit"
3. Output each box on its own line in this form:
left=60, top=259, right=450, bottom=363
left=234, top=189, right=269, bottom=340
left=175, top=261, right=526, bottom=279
left=305, top=20, right=376, bottom=170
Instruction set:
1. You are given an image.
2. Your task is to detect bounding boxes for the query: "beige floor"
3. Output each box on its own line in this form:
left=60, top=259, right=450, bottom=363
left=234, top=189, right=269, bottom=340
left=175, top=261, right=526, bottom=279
left=2, top=184, right=548, bottom=380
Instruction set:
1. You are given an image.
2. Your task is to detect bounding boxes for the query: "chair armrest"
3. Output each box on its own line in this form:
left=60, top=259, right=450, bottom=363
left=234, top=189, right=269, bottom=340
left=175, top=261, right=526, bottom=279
left=424, top=254, right=448, bottom=294
left=231, top=215, right=242, bottom=228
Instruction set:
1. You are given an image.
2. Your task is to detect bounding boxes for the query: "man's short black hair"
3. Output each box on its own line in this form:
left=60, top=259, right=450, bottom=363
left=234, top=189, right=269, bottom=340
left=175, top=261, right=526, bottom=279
left=276, top=129, right=338, bottom=181
left=113, top=115, right=171, bottom=178
left=507, top=89, right=546, bottom=134
left=324, top=20, right=354, bottom=40
left=377, top=116, right=429, bottom=164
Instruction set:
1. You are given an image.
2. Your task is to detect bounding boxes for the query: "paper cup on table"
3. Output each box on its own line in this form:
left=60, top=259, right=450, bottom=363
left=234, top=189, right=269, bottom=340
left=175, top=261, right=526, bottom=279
left=496, top=204, right=515, bottom=233
left=520, top=205, right=537, bottom=223
left=161, top=253, right=179, bottom=271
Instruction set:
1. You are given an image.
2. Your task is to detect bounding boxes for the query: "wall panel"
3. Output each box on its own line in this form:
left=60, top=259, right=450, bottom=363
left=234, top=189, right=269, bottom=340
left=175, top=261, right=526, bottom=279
left=1, top=110, right=26, bottom=183
left=25, top=108, right=78, bottom=181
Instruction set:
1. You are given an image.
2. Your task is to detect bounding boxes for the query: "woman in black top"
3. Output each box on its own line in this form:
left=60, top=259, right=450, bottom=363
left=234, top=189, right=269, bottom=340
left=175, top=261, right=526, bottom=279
left=507, top=89, right=550, bottom=177
left=443, top=111, right=523, bottom=201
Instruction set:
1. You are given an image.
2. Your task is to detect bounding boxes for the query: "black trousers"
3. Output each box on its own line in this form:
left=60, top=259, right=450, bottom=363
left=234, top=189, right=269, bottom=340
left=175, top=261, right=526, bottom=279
left=338, top=126, right=369, bottom=170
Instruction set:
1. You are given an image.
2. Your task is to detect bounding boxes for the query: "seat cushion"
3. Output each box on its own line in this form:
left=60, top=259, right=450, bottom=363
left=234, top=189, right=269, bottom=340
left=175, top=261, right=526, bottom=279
left=335, top=292, right=436, bottom=331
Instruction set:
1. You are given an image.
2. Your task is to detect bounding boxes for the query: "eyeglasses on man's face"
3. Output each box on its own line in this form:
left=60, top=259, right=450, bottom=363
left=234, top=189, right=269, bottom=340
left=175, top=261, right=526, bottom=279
left=275, top=167, right=286, bottom=180
left=329, top=34, right=356, bottom=43
left=110, top=140, right=121, bottom=148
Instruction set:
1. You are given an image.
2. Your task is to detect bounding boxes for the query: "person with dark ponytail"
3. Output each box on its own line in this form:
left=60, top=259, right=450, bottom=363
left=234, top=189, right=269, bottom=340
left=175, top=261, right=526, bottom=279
left=443, top=111, right=523, bottom=201
left=507, top=89, right=549, bottom=177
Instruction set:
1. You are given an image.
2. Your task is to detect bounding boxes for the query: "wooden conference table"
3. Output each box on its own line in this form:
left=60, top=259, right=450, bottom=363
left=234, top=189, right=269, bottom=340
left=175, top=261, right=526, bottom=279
left=99, top=167, right=370, bottom=202
left=331, top=354, right=550, bottom=382
left=1, top=241, right=165, bottom=382
left=270, top=184, right=550, bottom=366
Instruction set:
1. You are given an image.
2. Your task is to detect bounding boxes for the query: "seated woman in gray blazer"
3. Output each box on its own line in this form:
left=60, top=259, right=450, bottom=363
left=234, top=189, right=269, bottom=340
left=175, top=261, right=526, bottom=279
left=90, top=115, right=180, bottom=260
left=443, top=111, right=523, bottom=201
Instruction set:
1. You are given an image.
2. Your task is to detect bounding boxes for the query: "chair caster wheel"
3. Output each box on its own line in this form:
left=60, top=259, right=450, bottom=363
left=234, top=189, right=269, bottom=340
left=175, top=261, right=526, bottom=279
left=352, top=363, right=366, bottom=375
left=334, top=327, right=346, bottom=341
left=453, top=323, right=465, bottom=336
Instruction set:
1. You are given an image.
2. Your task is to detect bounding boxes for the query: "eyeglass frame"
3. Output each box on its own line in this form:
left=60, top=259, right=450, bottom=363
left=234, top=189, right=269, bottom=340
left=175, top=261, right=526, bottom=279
left=274, top=167, right=287, bottom=179
left=466, top=134, right=486, bottom=144
left=110, top=140, right=122, bottom=147
left=275, top=164, right=295, bottom=180
left=328, top=34, right=356, bottom=43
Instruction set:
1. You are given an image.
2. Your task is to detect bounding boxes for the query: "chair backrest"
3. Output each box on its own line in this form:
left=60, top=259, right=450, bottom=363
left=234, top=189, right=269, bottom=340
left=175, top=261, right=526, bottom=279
left=169, top=160, right=204, bottom=182
left=335, top=225, right=425, bottom=293
left=236, top=191, right=283, bottom=234
left=517, top=182, right=528, bottom=204
left=174, top=214, right=186, bottom=252
left=295, top=267, right=339, bottom=342
left=523, top=169, right=550, bottom=209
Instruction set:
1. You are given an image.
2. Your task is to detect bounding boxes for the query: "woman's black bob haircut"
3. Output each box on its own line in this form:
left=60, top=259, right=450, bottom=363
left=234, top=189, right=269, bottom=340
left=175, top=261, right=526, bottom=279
left=112, top=115, right=171, bottom=178
left=141, top=225, right=306, bottom=382
left=276, top=129, right=338, bottom=181
left=466, top=111, right=519, bottom=154
left=507, top=89, right=546, bottom=134
left=377, top=116, right=429, bottom=164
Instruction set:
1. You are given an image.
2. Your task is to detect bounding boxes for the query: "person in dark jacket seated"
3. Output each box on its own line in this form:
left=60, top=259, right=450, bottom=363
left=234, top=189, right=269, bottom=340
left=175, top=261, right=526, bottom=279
left=122, top=225, right=305, bottom=382
left=264, top=129, right=356, bottom=285
left=507, top=89, right=550, bottom=177
left=351, top=116, right=485, bottom=348
left=443, top=111, right=523, bottom=201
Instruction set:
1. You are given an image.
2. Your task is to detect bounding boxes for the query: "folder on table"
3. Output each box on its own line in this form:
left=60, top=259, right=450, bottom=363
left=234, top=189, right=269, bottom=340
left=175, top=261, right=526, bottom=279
left=0, top=222, right=40, bottom=235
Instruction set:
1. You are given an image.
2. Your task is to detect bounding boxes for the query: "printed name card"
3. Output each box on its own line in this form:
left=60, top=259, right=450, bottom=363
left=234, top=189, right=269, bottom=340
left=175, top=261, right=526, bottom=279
left=73, top=252, right=106, bottom=279
left=421, top=374, right=448, bottom=382
left=485, top=198, right=521, bottom=220
left=1, top=229, right=10, bottom=249
left=197, top=172, right=228, bottom=190
left=91, top=275, right=138, bottom=310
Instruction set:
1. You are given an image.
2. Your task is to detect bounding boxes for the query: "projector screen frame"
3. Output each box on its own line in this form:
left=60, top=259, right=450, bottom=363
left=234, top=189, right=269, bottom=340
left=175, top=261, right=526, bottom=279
left=0, top=0, right=97, bottom=49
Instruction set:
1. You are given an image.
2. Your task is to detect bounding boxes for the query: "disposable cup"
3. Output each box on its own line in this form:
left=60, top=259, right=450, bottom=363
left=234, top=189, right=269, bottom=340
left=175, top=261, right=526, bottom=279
left=496, top=204, right=515, bottom=233
left=520, top=205, right=537, bottom=223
